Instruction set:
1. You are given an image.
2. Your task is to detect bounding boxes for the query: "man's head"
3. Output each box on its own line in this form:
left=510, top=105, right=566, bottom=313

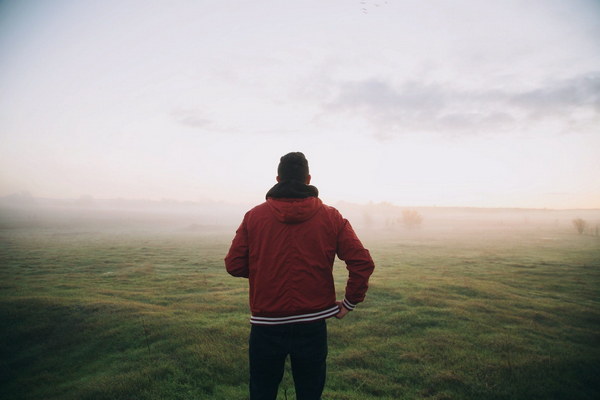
left=277, top=152, right=311, bottom=184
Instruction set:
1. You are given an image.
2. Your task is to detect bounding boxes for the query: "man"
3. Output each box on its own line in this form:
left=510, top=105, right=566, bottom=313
left=225, top=152, right=375, bottom=400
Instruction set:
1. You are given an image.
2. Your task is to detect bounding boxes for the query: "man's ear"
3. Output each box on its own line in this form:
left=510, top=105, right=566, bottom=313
left=306, top=175, right=311, bottom=184
left=276, top=176, right=281, bottom=182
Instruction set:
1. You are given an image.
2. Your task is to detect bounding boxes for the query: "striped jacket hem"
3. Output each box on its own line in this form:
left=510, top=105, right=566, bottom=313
left=250, top=305, right=340, bottom=325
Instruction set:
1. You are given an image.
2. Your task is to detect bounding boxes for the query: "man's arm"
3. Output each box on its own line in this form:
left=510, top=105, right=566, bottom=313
left=336, top=218, right=375, bottom=314
left=224, top=219, right=250, bottom=278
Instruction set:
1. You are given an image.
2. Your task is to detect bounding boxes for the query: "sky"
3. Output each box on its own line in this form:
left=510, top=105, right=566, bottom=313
left=1, top=0, right=599, bottom=209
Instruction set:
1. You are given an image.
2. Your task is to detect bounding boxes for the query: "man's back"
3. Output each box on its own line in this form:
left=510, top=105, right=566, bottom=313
left=226, top=196, right=373, bottom=324
left=224, top=152, right=374, bottom=400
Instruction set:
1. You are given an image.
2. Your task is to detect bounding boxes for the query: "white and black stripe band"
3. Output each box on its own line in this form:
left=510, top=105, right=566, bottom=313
left=342, top=297, right=356, bottom=311
left=250, top=305, right=340, bottom=325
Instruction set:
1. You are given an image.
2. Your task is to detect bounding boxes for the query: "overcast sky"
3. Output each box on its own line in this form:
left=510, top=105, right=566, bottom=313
left=1, top=0, right=599, bottom=208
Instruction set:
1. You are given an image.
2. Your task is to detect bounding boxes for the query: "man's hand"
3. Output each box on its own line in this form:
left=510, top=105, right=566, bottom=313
left=335, top=301, right=350, bottom=319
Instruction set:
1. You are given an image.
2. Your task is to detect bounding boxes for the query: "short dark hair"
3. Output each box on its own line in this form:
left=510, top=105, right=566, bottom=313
left=277, top=152, right=309, bottom=182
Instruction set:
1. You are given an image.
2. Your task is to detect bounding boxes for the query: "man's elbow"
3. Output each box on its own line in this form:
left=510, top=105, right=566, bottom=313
left=227, top=268, right=249, bottom=278
left=225, top=259, right=249, bottom=278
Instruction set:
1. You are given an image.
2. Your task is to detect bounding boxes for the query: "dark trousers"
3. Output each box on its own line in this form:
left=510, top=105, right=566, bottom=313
left=249, top=319, right=328, bottom=400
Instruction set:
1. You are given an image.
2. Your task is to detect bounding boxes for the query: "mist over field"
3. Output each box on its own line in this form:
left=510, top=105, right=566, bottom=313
left=1, top=193, right=598, bottom=237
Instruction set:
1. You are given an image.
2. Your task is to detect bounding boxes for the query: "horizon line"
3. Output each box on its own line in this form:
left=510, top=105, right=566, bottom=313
left=1, top=193, right=599, bottom=212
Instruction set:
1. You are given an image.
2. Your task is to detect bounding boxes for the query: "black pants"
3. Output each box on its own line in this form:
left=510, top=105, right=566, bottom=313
left=249, top=319, right=327, bottom=400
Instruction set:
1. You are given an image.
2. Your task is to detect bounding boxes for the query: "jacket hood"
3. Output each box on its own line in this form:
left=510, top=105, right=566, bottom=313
left=266, top=197, right=323, bottom=224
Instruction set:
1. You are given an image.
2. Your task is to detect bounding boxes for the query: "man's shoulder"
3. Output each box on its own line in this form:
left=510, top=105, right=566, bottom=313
left=317, top=202, right=345, bottom=223
left=245, top=201, right=269, bottom=216
left=319, top=201, right=340, bottom=214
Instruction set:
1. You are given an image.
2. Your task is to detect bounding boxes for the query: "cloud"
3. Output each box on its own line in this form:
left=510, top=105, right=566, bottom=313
left=510, top=73, right=600, bottom=116
left=171, top=109, right=213, bottom=129
left=169, top=108, right=295, bottom=136
left=321, top=72, right=600, bottom=138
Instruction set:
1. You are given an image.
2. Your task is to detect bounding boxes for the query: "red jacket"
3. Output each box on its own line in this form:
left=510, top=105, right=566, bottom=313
left=225, top=196, right=374, bottom=325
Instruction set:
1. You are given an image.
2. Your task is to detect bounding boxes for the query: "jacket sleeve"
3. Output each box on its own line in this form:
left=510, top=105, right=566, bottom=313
left=336, top=218, right=375, bottom=311
left=224, top=217, right=250, bottom=278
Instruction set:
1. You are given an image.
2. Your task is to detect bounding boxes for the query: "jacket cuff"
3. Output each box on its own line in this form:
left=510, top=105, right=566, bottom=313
left=342, top=297, right=357, bottom=311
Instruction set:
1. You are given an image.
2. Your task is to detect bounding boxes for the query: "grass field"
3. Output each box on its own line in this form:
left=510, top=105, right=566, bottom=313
left=1, top=211, right=599, bottom=399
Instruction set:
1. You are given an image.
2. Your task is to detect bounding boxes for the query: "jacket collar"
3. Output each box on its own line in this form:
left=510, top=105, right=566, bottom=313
left=265, top=180, right=319, bottom=200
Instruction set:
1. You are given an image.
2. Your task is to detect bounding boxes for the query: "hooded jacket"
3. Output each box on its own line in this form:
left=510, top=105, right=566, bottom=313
left=225, top=181, right=375, bottom=325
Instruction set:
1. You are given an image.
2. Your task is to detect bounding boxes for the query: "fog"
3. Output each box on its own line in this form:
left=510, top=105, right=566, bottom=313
left=2, top=193, right=598, bottom=240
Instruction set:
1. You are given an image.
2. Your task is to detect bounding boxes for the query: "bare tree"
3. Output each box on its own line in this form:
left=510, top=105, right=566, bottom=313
left=572, top=218, right=587, bottom=235
left=402, top=209, right=423, bottom=229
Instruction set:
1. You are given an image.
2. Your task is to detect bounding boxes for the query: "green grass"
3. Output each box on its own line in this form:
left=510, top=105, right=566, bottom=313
left=1, top=226, right=599, bottom=399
